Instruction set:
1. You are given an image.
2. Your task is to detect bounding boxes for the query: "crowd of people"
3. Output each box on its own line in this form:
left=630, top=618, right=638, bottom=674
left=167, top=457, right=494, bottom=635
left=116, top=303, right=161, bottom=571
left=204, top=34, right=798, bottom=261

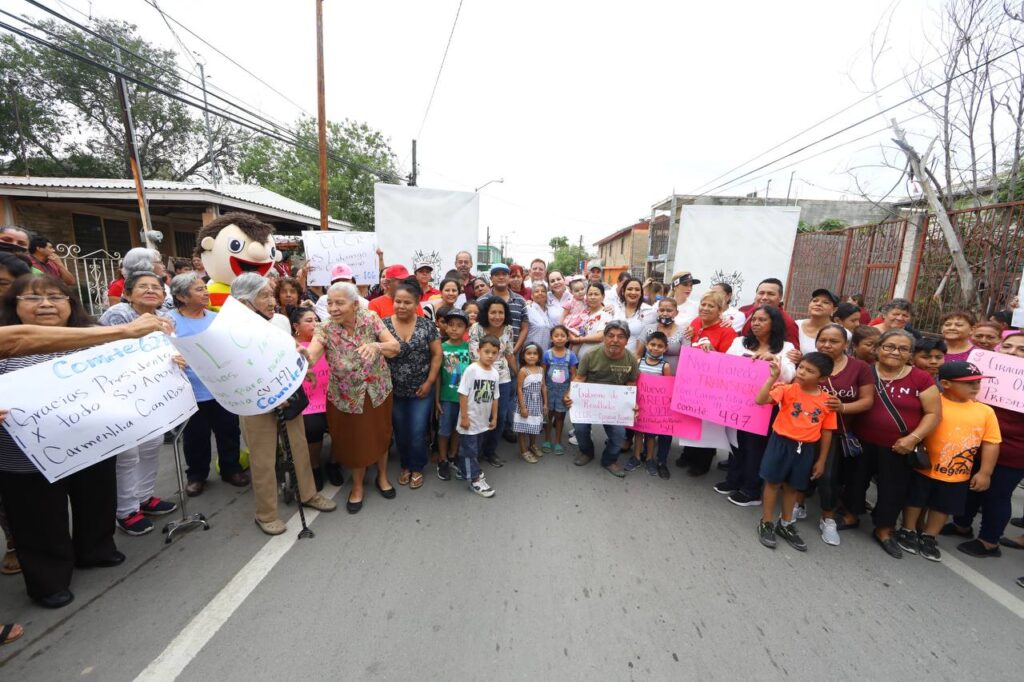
left=0, top=218, right=1023, bottom=646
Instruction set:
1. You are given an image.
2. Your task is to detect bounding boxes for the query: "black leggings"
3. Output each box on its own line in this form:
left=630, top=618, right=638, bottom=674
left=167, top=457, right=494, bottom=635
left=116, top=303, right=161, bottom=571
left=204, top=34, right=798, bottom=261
left=844, top=441, right=912, bottom=529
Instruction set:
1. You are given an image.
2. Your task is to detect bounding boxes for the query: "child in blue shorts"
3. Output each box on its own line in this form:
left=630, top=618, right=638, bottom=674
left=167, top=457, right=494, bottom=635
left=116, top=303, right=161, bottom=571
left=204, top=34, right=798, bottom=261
left=754, top=352, right=837, bottom=552
left=542, top=325, right=578, bottom=455
left=435, top=309, right=472, bottom=481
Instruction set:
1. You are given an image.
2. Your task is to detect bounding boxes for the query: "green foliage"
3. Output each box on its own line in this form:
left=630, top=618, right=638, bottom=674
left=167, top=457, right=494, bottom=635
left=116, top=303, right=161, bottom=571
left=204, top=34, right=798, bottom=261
left=237, top=117, right=398, bottom=231
left=797, top=217, right=848, bottom=233
left=548, top=235, right=590, bottom=275
left=0, top=20, right=246, bottom=180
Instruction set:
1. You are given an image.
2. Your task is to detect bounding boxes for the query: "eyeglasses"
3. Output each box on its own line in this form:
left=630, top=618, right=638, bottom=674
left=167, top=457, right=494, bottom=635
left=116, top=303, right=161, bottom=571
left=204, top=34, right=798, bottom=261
left=133, top=284, right=165, bottom=293
left=879, top=343, right=911, bottom=355
left=17, top=294, right=70, bottom=304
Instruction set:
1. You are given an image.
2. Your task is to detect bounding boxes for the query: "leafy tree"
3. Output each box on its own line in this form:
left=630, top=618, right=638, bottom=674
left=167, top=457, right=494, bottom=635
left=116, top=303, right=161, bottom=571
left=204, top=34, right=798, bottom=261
left=0, top=19, right=245, bottom=180
left=548, top=235, right=590, bottom=275
left=237, top=117, right=399, bottom=231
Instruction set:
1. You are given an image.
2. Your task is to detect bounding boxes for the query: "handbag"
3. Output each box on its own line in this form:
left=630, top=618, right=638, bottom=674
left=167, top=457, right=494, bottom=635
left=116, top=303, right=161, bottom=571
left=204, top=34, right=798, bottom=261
left=872, top=368, right=930, bottom=469
left=277, top=385, right=310, bottom=421
left=826, top=378, right=862, bottom=458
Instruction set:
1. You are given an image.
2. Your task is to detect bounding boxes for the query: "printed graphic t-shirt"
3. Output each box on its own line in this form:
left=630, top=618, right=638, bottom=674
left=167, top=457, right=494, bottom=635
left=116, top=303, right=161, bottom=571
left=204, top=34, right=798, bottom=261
left=922, top=396, right=1001, bottom=483
left=457, top=362, right=499, bottom=435
left=440, top=340, right=472, bottom=403
left=768, top=383, right=837, bottom=443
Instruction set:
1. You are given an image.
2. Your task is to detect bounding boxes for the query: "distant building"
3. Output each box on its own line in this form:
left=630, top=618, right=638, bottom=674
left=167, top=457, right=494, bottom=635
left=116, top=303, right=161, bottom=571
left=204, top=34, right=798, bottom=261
left=644, top=193, right=895, bottom=280
left=592, top=218, right=658, bottom=284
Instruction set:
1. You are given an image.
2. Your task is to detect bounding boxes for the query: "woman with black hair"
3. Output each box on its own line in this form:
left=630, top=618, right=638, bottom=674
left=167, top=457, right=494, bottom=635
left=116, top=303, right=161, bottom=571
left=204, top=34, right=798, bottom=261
left=468, top=296, right=517, bottom=467
left=0, top=252, right=31, bottom=298
left=832, top=302, right=862, bottom=333
left=713, top=306, right=797, bottom=506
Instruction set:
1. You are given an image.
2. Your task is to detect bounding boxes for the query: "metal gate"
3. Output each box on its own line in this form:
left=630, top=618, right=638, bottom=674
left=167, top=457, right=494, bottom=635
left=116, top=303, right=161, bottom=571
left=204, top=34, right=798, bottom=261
left=56, top=243, right=122, bottom=317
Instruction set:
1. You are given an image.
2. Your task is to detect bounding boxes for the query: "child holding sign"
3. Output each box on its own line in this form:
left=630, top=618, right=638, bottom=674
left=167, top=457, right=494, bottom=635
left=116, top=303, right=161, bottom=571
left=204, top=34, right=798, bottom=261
left=625, top=331, right=673, bottom=477
left=754, top=352, right=836, bottom=552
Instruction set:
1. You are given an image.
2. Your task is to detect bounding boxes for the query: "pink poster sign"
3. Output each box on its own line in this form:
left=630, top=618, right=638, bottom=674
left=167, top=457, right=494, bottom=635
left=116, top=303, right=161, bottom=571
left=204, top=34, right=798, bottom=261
left=298, top=342, right=329, bottom=415
left=670, top=347, right=772, bottom=435
left=968, top=348, right=1024, bottom=414
left=634, top=374, right=703, bottom=439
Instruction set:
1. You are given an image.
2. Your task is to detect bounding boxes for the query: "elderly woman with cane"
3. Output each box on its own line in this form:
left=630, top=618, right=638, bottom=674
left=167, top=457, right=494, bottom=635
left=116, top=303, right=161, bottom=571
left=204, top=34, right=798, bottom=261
left=230, top=273, right=336, bottom=535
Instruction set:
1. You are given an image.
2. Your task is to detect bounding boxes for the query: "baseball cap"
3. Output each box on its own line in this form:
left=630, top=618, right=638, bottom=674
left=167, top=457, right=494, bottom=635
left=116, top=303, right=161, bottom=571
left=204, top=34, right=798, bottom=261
left=442, top=308, right=469, bottom=324
left=588, top=260, right=603, bottom=271
left=413, top=259, right=434, bottom=272
left=330, top=263, right=354, bottom=282
left=671, top=271, right=701, bottom=287
left=811, top=288, right=840, bottom=306
left=938, top=361, right=992, bottom=382
left=489, top=263, right=510, bottom=275
left=383, top=264, right=410, bottom=280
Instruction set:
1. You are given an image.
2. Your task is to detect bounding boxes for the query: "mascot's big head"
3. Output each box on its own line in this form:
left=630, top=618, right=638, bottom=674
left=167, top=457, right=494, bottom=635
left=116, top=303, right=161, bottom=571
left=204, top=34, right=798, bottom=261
left=198, top=212, right=280, bottom=311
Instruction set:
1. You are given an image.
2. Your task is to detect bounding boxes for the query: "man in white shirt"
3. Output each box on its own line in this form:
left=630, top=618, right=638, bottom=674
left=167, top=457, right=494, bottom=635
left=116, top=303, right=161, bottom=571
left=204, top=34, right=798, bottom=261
left=525, top=258, right=547, bottom=290
left=315, top=263, right=368, bottom=320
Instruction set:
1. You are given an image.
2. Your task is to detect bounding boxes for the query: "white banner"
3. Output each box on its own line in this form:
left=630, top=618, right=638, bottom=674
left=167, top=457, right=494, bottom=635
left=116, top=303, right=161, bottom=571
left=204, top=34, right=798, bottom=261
left=673, top=205, right=801, bottom=308
left=569, top=383, right=636, bottom=426
left=170, top=297, right=308, bottom=416
left=301, top=230, right=378, bottom=287
left=374, top=184, right=479, bottom=286
left=1013, top=264, right=1024, bottom=328
left=0, top=333, right=197, bottom=482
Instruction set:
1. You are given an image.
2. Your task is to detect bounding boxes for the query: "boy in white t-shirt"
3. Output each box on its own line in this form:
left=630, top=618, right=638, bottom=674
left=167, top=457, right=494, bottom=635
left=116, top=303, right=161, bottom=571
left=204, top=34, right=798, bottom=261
left=457, top=335, right=501, bottom=497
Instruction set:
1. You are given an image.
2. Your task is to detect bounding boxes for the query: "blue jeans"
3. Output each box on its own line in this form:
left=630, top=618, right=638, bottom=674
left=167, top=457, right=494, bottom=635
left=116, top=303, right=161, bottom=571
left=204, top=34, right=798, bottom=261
left=954, top=464, right=1024, bottom=544
left=575, top=423, right=626, bottom=467
left=392, top=391, right=433, bottom=473
left=483, top=381, right=516, bottom=457
left=456, top=432, right=483, bottom=481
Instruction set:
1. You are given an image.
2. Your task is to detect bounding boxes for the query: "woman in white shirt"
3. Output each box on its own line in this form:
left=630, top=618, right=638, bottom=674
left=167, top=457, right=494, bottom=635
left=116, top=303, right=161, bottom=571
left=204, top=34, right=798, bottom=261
left=524, top=281, right=557, bottom=352
left=613, top=276, right=653, bottom=339
left=670, top=271, right=701, bottom=328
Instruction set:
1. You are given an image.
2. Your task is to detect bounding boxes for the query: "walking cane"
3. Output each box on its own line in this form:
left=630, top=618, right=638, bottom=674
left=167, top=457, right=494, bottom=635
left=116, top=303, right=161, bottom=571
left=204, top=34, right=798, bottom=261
left=276, top=409, right=314, bottom=539
left=163, top=418, right=210, bottom=543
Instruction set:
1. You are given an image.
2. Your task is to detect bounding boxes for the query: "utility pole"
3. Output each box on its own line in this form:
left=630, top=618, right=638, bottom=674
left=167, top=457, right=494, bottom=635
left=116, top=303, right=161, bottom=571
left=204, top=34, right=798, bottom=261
left=409, top=140, right=417, bottom=186
left=764, top=179, right=772, bottom=206
left=485, top=225, right=490, bottom=268
left=113, top=48, right=155, bottom=249
left=196, top=60, right=220, bottom=187
left=785, top=171, right=795, bottom=205
left=315, top=0, right=329, bottom=231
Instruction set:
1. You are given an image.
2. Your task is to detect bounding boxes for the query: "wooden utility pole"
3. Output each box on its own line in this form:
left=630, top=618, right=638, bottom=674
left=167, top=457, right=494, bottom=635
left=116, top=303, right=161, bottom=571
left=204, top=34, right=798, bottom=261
left=890, top=119, right=975, bottom=304
left=409, top=140, right=417, bottom=186
left=113, top=48, right=155, bottom=249
left=316, top=0, right=329, bottom=231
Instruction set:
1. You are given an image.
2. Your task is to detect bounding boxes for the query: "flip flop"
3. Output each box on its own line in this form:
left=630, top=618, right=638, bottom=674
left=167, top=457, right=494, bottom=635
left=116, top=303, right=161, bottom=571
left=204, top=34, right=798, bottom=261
left=1, top=550, right=20, bottom=575
left=1, top=623, right=23, bottom=646
left=998, top=536, right=1024, bottom=550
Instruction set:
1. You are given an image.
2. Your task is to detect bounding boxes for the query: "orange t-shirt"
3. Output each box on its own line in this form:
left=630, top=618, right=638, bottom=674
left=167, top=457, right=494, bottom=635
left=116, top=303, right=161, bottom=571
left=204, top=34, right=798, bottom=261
left=768, top=383, right=837, bottom=443
left=367, top=295, right=424, bottom=318
left=921, top=396, right=1001, bottom=483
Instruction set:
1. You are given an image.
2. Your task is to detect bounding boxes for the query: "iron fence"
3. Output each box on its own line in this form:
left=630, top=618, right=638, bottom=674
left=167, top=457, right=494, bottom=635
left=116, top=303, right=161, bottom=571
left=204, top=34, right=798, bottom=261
left=56, top=243, right=121, bottom=317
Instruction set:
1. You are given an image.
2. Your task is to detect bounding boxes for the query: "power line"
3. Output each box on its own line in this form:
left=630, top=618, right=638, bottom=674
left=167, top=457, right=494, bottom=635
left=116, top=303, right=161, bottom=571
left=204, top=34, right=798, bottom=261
left=690, top=40, right=1024, bottom=200
left=138, top=0, right=314, bottom=119
left=415, top=0, right=464, bottom=140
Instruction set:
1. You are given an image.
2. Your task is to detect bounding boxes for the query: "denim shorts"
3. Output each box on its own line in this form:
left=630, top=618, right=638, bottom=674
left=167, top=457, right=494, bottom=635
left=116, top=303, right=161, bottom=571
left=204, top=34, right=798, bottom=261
left=759, top=431, right=817, bottom=489
left=547, top=381, right=569, bottom=413
left=437, top=400, right=461, bottom=438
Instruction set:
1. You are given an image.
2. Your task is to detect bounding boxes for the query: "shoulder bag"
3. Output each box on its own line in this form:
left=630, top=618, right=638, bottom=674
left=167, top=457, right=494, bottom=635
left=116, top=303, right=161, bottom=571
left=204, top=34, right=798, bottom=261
left=277, top=385, right=310, bottom=421
left=872, top=367, right=930, bottom=469
left=827, top=377, right=862, bottom=458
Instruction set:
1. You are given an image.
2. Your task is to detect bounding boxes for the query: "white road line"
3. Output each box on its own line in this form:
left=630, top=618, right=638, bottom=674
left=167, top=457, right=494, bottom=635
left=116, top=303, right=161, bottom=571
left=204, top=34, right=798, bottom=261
left=941, top=552, right=1024, bottom=620
left=133, top=485, right=340, bottom=682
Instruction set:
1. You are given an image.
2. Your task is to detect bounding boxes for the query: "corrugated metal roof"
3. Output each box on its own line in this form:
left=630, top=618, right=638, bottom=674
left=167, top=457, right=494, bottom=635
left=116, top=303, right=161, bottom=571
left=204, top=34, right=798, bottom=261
left=0, top=176, right=353, bottom=229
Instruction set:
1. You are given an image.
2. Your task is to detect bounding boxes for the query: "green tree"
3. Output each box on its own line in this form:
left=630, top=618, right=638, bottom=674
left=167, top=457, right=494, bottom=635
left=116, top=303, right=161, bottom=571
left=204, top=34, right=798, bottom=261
left=0, top=19, right=246, bottom=180
left=548, top=235, right=590, bottom=275
left=237, top=117, right=399, bottom=231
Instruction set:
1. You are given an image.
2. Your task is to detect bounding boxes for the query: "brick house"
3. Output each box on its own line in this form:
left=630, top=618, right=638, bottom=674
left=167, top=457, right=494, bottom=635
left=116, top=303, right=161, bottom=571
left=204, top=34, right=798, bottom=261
left=592, top=219, right=656, bottom=284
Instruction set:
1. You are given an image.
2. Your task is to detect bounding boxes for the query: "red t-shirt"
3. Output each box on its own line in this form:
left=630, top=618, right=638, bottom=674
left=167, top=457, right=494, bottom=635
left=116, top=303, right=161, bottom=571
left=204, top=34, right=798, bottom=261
left=690, top=319, right=738, bottom=353
left=859, top=307, right=870, bottom=324
left=739, top=304, right=799, bottom=347
left=819, top=356, right=873, bottom=433
left=855, top=367, right=936, bottom=447
left=994, top=406, right=1024, bottom=469
left=367, top=295, right=424, bottom=318
left=107, top=278, right=125, bottom=299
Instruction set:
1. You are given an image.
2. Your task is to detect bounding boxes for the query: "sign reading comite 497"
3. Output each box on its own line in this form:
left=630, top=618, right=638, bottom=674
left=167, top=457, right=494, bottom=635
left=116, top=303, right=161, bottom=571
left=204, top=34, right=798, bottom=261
left=0, top=333, right=198, bottom=482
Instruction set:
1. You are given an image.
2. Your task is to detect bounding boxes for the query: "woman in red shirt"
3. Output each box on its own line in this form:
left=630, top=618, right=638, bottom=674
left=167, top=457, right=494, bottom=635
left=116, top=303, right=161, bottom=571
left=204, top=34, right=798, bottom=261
left=689, top=291, right=737, bottom=353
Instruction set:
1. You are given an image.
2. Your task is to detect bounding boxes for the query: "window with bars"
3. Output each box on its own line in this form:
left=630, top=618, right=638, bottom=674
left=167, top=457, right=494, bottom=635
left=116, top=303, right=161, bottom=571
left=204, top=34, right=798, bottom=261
left=72, top=214, right=132, bottom=257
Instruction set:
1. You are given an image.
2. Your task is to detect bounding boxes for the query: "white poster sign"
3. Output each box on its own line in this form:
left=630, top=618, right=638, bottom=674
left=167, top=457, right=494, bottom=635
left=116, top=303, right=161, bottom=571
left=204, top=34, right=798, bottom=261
left=1013, top=264, right=1024, bottom=328
left=569, top=383, right=636, bottom=427
left=672, top=205, right=801, bottom=308
left=170, top=297, right=308, bottom=416
left=374, top=184, right=479, bottom=286
left=301, top=231, right=378, bottom=287
left=0, top=333, right=197, bottom=482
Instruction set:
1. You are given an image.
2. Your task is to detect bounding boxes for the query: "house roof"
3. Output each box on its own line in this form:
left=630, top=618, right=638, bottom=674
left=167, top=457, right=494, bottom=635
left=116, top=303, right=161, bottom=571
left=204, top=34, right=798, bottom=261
left=593, top=221, right=648, bottom=247
left=0, top=176, right=353, bottom=230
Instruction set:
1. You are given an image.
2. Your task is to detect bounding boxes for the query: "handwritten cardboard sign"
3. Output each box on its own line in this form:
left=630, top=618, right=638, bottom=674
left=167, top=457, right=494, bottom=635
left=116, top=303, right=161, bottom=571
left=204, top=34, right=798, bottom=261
left=569, top=382, right=636, bottom=427
left=0, top=333, right=197, bottom=482
left=170, top=297, right=308, bottom=416
left=670, top=347, right=772, bottom=435
left=968, top=348, right=1024, bottom=414
left=301, top=230, right=379, bottom=287
left=634, top=374, right=702, bottom=439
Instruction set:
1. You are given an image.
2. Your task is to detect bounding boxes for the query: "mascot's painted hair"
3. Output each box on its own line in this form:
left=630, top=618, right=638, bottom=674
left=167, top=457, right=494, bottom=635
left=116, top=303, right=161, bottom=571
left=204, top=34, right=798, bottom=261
left=198, top=212, right=280, bottom=311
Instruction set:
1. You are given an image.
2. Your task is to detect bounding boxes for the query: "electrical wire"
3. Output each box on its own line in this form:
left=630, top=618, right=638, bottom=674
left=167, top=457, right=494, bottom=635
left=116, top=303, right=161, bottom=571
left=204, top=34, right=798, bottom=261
left=415, top=0, right=464, bottom=140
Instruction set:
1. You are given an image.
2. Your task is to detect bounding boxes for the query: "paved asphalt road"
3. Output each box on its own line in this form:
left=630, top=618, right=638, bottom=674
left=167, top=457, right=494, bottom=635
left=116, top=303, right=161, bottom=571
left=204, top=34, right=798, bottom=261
left=2, top=432, right=1023, bottom=681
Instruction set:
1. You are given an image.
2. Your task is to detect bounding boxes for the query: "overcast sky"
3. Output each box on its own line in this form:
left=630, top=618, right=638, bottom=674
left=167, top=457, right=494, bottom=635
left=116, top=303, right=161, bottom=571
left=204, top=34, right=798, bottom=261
left=18, top=0, right=950, bottom=264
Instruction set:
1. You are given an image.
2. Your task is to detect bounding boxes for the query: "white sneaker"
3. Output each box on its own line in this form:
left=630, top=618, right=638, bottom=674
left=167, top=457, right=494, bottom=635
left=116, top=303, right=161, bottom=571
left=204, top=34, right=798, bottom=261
left=793, top=504, right=807, bottom=521
left=470, top=476, right=495, bottom=498
left=568, top=434, right=578, bottom=446
left=819, top=518, right=840, bottom=546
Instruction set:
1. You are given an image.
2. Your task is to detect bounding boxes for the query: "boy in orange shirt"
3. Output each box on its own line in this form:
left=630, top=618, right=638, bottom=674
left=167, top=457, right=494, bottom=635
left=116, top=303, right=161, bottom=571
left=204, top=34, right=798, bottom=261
left=754, top=352, right=837, bottom=551
left=897, top=361, right=1000, bottom=562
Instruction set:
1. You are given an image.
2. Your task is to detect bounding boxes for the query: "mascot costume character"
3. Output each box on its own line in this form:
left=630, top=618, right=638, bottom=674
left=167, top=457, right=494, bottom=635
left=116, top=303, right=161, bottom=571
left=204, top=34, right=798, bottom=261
left=197, top=212, right=280, bottom=311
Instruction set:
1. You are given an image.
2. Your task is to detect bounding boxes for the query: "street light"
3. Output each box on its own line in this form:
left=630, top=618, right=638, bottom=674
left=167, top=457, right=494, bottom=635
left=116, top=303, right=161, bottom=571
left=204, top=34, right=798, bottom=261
left=474, top=178, right=504, bottom=192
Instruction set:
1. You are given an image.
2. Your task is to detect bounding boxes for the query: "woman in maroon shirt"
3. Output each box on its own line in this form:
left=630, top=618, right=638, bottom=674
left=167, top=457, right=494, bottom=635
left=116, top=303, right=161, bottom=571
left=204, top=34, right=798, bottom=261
left=947, top=331, right=1024, bottom=555
left=848, top=329, right=942, bottom=559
